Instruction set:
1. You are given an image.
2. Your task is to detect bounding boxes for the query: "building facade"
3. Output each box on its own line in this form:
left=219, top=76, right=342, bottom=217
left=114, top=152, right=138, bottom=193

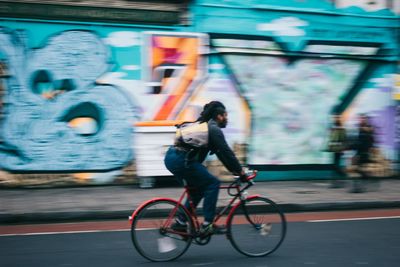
left=0, top=0, right=398, bottom=186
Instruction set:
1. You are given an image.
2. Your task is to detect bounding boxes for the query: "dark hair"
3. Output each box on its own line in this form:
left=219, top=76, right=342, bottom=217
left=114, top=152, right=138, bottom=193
left=198, top=101, right=226, bottom=122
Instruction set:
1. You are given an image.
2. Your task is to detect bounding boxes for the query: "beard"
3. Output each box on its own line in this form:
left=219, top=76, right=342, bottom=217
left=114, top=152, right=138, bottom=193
left=218, top=119, right=228, bottom=128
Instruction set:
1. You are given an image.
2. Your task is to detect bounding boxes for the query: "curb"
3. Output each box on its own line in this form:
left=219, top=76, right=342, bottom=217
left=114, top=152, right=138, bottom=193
left=1, top=201, right=399, bottom=225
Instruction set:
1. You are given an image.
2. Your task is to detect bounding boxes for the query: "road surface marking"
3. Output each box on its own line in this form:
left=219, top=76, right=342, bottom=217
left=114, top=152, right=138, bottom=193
left=2, top=209, right=400, bottom=236
left=308, top=215, right=400, bottom=223
left=0, top=229, right=129, bottom=237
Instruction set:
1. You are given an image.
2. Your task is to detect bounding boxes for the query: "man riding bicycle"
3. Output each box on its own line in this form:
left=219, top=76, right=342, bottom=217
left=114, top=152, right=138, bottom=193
left=164, top=101, right=247, bottom=235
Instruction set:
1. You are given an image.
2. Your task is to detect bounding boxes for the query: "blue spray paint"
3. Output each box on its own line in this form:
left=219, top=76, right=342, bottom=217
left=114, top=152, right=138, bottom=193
left=0, top=28, right=135, bottom=171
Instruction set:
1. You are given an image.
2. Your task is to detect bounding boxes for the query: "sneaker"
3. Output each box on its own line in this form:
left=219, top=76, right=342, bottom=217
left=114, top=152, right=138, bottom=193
left=200, top=223, right=226, bottom=235
left=171, top=221, right=187, bottom=232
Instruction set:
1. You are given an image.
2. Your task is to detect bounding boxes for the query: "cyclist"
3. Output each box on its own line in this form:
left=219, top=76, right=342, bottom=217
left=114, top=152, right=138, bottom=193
left=164, top=101, right=247, bottom=235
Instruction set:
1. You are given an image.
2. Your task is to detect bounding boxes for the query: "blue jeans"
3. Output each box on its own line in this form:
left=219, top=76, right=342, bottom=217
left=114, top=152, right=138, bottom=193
left=164, top=146, right=220, bottom=223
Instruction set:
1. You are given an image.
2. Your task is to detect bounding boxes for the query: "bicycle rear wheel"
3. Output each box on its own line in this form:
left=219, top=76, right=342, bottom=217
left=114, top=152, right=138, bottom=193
left=227, top=196, right=286, bottom=257
left=131, top=199, right=193, bottom=261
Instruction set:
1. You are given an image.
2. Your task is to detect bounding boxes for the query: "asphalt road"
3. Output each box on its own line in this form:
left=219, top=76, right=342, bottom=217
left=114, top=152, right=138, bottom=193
left=1, top=210, right=399, bottom=267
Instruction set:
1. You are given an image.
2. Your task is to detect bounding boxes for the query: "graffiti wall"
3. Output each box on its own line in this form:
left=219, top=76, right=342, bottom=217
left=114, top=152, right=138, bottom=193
left=0, top=0, right=398, bottom=186
left=0, top=22, right=250, bottom=185
left=195, top=0, right=398, bottom=179
left=132, top=32, right=249, bottom=180
left=0, top=28, right=135, bottom=172
left=225, top=54, right=364, bottom=164
left=225, top=53, right=396, bottom=177
left=0, top=23, right=140, bottom=185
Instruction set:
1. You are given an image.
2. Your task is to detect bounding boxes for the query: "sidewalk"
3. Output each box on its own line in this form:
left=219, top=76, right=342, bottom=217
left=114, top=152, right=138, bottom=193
left=1, top=179, right=399, bottom=224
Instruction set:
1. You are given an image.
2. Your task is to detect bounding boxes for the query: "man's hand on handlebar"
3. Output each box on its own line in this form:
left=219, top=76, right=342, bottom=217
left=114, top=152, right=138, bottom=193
left=239, top=173, right=248, bottom=183
left=234, top=169, right=257, bottom=183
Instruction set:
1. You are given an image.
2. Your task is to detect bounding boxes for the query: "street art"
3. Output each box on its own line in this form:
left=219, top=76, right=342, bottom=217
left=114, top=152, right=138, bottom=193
left=139, top=32, right=209, bottom=123
left=0, top=28, right=136, bottom=171
left=0, top=1, right=397, bottom=186
left=224, top=55, right=365, bottom=164
left=132, top=32, right=250, bottom=179
left=218, top=38, right=396, bottom=167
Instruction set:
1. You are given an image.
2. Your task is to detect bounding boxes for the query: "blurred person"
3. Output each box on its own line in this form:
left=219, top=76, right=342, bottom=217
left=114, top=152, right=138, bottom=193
left=350, top=114, right=375, bottom=193
left=164, top=101, right=247, bottom=235
left=326, top=113, right=347, bottom=188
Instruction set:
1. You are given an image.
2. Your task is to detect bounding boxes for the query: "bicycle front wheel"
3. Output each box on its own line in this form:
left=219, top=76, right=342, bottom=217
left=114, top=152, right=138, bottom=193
left=131, top=199, right=193, bottom=262
left=227, top=196, right=286, bottom=257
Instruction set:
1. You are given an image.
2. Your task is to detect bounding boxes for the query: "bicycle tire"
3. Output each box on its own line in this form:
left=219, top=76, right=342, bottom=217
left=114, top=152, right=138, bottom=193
left=227, top=196, right=286, bottom=257
left=131, top=199, right=193, bottom=262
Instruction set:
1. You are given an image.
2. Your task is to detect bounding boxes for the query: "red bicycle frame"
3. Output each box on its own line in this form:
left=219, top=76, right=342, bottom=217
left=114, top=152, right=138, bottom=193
left=129, top=172, right=258, bottom=236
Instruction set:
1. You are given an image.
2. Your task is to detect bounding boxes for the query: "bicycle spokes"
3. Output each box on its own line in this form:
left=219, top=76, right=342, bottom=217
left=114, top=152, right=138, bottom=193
left=131, top=200, right=193, bottom=262
left=228, top=197, right=286, bottom=257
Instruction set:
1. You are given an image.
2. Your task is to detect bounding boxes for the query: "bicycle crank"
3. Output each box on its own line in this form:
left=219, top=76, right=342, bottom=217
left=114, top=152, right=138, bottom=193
left=194, top=234, right=212, bottom=245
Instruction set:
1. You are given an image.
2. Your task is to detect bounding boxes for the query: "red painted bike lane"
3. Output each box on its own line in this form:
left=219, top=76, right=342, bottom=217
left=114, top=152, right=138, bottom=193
left=1, top=209, right=399, bottom=236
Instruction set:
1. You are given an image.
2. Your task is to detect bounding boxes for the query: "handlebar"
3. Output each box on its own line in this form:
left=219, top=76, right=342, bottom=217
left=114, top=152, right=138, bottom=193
left=228, top=170, right=258, bottom=196
left=235, top=170, right=257, bottom=184
left=244, top=170, right=257, bottom=182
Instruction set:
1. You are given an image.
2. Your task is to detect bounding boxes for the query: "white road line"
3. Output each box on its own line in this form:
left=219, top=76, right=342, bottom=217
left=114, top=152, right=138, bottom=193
left=308, top=216, right=400, bottom=223
left=0, top=228, right=130, bottom=237
left=3, top=216, right=400, bottom=236
left=0, top=226, right=168, bottom=237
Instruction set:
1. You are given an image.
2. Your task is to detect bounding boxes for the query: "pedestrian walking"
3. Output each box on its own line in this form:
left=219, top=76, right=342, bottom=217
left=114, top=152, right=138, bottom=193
left=350, top=114, right=375, bottom=193
left=326, top=114, right=347, bottom=188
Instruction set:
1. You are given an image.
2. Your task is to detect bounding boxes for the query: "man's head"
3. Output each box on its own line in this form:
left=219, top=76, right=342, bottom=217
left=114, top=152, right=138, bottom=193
left=214, top=108, right=228, bottom=128
left=199, top=101, right=228, bottom=128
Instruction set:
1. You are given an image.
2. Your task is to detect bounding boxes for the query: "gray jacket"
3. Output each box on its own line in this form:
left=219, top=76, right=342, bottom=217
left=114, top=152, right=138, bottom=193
left=194, top=119, right=243, bottom=175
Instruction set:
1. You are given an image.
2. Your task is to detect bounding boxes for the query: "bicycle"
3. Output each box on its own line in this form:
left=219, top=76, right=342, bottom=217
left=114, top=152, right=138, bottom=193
left=129, top=171, right=286, bottom=262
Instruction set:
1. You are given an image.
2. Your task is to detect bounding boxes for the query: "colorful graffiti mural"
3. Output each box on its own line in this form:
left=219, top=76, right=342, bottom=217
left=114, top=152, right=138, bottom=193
left=0, top=26, right=251, bottom=184
left=0, top=28, right=135, bottom=172
left=132, top=32, right=249, bottom=179
left=225, top=55, right=366, bottom=164
left=141, top=32, right=208, bottom=123
left=225, top=53, right=396, bottom=166
left=0, top=0, right=398, bottom=185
